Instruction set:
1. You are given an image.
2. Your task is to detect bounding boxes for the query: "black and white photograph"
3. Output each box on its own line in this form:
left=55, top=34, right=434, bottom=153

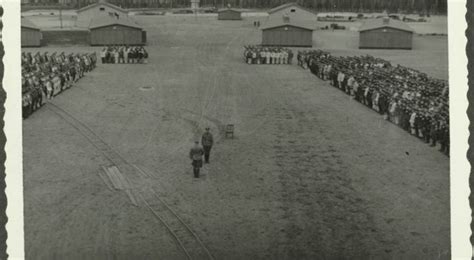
left=1, top=0, right=470, bottom=258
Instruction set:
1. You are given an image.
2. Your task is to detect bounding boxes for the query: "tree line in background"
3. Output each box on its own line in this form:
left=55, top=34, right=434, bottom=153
left=24, top=0, right=447, bottom=14
left=201, top=0, right=446, bottom=14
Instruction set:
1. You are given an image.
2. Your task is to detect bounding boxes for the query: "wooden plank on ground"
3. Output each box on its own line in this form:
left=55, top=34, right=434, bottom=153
left=111, top=165, right=128, bottom=190
left=125, top=189, right=139, bottom=207
left=104, top=166, right=123, bottom=190
left=98, top=169, right=114, bottom=191
left=112, top=166, right=131, bottom=190
left=101, top=166, right=120, bottom=190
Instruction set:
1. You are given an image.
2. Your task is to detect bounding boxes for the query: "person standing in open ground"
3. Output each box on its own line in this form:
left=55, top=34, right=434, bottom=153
left=201, top=127, right=214, bottom=164
left=189, top=141, right=204, bottom=178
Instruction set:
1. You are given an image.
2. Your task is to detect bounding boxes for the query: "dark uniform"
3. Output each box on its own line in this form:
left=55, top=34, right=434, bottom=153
left=429, top=118, right=439, bottom=147
left=22, top=91, right=32, bottom=119
left=189, top=142, right=204, bottom=178
left=201, top=128, right=214, bottom=163
left=439, top=124, right=449, bottom=155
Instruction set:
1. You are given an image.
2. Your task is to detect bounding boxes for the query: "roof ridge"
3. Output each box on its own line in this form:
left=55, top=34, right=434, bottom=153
left=269, top=2, right=298, bottom=14
left=89, top=15, right=141, bottom=30
left=21, top=17, right=40, bottom=30
left=261, top=16, right=314, bottom=31
left=77, top=1, right=128, bottom=14
left=268, top=2, right=317, bottom=16
left=359, top=17, right=413, bottom=32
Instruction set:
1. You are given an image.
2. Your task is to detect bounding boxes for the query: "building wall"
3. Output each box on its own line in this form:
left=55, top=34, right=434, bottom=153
left=269, top=7, right=316, bottom=22
left=76, top=4, right=127, bottom=27
left=262, top=26, right=312, bottom=47
left=359, top=28, right=413, bottom=49
left=21, top=28, right=42, bottom=47
left=90, top=25, right=143, bottom=45
left=42, top=29, right=90, bottom=46
left=218, top=11, right=241, bottom=20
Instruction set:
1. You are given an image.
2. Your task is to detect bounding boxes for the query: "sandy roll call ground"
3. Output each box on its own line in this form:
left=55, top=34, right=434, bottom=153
left=22, top=15, right=449, bottom=259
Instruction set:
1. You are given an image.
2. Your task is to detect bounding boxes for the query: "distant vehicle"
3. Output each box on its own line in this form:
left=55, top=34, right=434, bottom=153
left=317, top=15, right=353, bottom=22
left=402, top=16, right=427, bottom=22
left=330, top=23, right=346, bottom=30
left=203, top=7, right=217, bottom=13
left=388, top=14, right=400, bottom=20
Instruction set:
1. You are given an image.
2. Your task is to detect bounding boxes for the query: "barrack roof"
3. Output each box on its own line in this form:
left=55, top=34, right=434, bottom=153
left=359, top=18, right=413, bottom=33
left=21, top=17, right=40, bottom=30
left=261, top=16, right=315, bottom=31
left=268, top=2, right=317, bottom=15
left=217, top=8, right=242, bottom=13
left=89, top=16, right=142, bottom=30
left=77, top=0, right=128, bottom=14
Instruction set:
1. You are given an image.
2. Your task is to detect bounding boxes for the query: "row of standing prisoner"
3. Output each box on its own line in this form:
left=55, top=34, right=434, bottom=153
left=298, top=50, right=449, bottom=156
left=22, top=52, right=97, bottom=119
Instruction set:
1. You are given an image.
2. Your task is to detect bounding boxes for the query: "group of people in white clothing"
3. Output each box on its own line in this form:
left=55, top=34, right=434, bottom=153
left=243, top=45, right=294, bottom=65
left=100, top=45, right=148, bottom=64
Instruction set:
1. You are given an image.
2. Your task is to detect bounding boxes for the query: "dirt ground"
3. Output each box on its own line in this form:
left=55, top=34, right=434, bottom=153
left=23, top=16, right=450, bottom=259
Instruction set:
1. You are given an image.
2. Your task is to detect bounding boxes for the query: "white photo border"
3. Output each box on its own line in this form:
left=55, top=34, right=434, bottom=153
left=1, top=0, right=471, bottom=259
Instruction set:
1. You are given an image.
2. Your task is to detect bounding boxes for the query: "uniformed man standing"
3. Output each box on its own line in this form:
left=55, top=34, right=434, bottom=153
left=22, top=90, right=30, bottom=119
left=201, top=127, right=214, bottom=163
left=189, top=141, right=204, bottom=178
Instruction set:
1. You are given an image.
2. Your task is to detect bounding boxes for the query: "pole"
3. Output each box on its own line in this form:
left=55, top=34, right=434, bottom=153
left=59, top=3, right=63, bottom=29
left=194, top=2, right=197, bottom=21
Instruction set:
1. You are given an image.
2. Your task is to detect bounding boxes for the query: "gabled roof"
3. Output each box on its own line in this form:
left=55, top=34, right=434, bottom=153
left=77, top=0, right=128, bottom=14
left=268, top=2, right=317, bottom=16
left=261, top=16, right=315, bottom=31
left=21, top=17, right=40, bottom=30
left=89, top=16, right=142, bottom=30
left=359, top=18, right=413, bottom=33
left=218, top=8, right=242, bottom=13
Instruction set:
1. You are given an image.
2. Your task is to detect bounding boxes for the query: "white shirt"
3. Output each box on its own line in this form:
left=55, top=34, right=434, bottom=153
left=347, top=76, right=355, bottom=87
left=337, top=72, right=345, bottom=82
left=409, top=113, right=417, bottom=125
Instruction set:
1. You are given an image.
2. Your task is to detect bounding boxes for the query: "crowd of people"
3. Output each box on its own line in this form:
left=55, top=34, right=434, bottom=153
left=100, top=46, right=149, bottom=64
left=243, top=46, right=294, bottom=65
left=22, top=51, right=97, bottom=119
left=298, top=50, right=449, bottom=156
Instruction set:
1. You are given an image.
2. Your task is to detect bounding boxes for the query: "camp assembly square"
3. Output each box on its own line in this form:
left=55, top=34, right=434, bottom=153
left=20, top=0, right=451, bottom=259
